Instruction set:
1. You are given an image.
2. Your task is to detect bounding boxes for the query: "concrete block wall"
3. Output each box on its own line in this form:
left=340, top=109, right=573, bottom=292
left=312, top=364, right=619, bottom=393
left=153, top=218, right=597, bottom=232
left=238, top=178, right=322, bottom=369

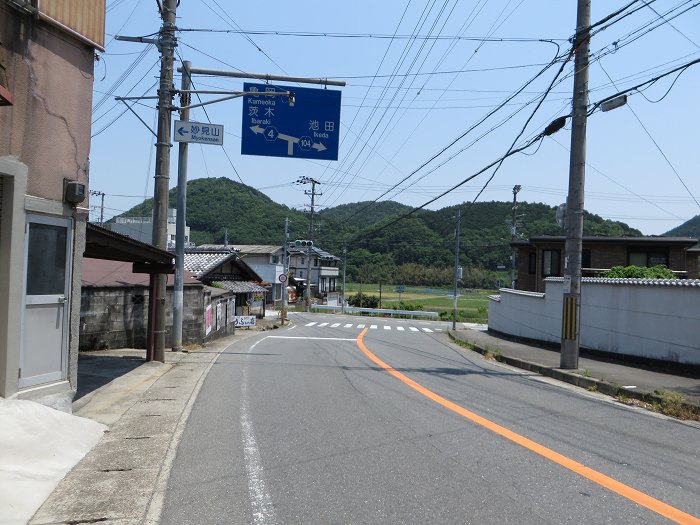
left=489, top=278, right=700, bottom=365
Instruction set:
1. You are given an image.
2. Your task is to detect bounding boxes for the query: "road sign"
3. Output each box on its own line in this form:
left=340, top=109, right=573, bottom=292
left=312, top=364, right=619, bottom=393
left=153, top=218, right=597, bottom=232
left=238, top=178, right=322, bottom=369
left=278, top=274, right=288, bottom=283
left=174, top=120, right=224, bottom=145
left=241, top=83, right=341, bottom=161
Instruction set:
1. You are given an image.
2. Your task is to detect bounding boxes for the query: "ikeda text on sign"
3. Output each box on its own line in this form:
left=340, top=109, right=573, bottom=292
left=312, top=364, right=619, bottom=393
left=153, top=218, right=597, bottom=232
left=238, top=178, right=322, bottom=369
left=174, top=120, right=224, bottom=145
left=241, top=83, right=341, bottom=161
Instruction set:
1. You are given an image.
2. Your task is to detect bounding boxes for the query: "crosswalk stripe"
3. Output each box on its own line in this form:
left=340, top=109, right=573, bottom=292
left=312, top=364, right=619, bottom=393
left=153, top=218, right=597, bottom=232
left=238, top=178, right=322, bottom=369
left=383, top=326, right=391, bottom=330
left=344, top=324, right=353, bottom=328
left=305, top=322, right=317, bottom=326
left=397, top=326, right=405, bottom=331
left=331, top=323, right=341, bottom=327
left=421, top=327, right=433, bottom=332
left=409, top=327, right=419, bottom=332
left=318, top=323, right=329, bottom=327
left=370, top=325, right=378, bottom=329
left=358, top=324, right=365, bottom=328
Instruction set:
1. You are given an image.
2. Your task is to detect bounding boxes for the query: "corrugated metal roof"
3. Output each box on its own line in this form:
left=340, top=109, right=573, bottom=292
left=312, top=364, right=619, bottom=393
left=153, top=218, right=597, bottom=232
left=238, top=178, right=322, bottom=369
left=82, top=258, right=200, bottom=287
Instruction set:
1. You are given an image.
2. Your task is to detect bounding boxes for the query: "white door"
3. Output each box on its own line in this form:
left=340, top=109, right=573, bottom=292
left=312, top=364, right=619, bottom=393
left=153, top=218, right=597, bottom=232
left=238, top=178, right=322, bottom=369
left=19, top=215, right=72, bottom=388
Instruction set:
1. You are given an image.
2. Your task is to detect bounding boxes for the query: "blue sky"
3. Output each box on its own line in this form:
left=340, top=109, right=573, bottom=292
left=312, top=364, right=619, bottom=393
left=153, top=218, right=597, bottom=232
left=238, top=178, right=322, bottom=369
left=90, top=0, right=700, bottom=236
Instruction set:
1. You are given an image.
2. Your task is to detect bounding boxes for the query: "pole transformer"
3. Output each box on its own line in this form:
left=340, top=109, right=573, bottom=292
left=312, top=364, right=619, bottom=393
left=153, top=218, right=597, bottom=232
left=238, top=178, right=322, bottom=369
left=560, top=0, right=591, bottom=370
left=151, top=0, right=178, bottom=362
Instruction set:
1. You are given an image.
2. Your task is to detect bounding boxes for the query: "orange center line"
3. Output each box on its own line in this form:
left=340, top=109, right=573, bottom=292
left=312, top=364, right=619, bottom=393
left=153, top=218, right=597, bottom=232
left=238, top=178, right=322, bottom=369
left=356, top=328, right=700, bottom=525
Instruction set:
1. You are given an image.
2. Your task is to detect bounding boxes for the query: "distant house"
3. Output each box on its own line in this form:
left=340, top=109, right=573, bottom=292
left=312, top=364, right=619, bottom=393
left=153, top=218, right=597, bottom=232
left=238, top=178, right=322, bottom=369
left=109, top=208, right=193, bottom=250
left=512, top=236, right=700, bottom=292
left=287, top=244, right=340, bottom=302
left=197, top=244, right=286, bottom=306
left=183, top=249, right=268, bottom=316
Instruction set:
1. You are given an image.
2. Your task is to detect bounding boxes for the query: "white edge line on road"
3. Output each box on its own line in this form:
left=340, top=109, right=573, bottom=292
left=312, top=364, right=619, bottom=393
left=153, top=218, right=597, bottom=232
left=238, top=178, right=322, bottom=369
left=265, top=336, right=357, bottom=341
left=240, top=337, right=278, bottom=525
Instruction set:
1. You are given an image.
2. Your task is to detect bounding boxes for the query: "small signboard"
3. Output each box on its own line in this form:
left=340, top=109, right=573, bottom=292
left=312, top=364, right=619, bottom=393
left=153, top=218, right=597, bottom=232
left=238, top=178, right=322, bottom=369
left=241, top=83, right=341, bottom=161
left=234, top=315, right=256, bottom=327
left=174, top=120, right=224, bottom=145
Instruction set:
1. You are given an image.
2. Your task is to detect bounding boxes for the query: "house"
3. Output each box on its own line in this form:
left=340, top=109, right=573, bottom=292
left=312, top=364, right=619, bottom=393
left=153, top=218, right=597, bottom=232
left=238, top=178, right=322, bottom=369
left=183, top=249, right=268, bottom=317
left=512, top=236, right=700, bottom=292
left=198, top=244, right=286, bottom=306
left=0, top=2, right=106, bottom=408
left=287, top=244, right=340, bottom=303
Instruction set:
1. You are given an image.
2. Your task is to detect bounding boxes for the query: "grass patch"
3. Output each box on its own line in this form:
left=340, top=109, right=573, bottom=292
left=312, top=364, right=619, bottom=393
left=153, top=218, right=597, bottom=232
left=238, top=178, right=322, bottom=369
left=616, top=389, right=699, bottom=421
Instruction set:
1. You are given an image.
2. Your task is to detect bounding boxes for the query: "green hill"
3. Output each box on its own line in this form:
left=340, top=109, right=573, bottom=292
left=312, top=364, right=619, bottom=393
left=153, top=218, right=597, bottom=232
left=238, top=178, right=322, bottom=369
left=113, top=177, right=643, bottom=272
left=664, top=215, right=700, bottom=239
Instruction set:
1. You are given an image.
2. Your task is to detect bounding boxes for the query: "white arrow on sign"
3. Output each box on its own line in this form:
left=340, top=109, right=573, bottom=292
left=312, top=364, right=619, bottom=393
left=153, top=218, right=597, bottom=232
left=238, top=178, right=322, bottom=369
left=250, top=125, right=325, bottom=156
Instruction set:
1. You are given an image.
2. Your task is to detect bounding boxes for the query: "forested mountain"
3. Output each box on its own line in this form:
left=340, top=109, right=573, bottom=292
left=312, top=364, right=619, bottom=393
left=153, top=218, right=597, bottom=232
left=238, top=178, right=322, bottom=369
left=114, top=177, right=643, bottom=275
left=664, top=215, right=700, bottom=238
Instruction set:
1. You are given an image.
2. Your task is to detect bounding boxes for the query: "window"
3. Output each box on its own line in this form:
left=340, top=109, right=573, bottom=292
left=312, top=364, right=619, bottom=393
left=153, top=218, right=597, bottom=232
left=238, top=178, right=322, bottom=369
left=542, top=250, right=561, bottom=277
left=628, top=250, right=668, bottom=268
left=300, top=257, right=305, bottom=265
left=271, top=255, right=279, bottom=264
left=582, top=249, right=591, bottom=269
left=314, top=257, right=318, bottom=267
left=528, top=252, right=536, bottom=274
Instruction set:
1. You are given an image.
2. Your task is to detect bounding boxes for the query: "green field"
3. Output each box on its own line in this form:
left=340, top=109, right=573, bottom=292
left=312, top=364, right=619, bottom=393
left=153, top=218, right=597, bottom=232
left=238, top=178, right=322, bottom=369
left=343, top=283, right=495, bottom=323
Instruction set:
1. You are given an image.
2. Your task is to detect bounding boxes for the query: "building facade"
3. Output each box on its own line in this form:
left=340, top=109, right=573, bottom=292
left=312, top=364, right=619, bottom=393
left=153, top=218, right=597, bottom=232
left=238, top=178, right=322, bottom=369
left=0, top=1, right=105, bottom=408
left=512, top=236, right=700, bottom=292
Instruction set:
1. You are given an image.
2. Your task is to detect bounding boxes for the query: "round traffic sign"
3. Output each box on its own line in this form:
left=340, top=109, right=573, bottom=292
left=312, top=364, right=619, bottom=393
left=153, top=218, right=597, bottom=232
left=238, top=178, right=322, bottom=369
left=278, top=274, right=288, bottom=283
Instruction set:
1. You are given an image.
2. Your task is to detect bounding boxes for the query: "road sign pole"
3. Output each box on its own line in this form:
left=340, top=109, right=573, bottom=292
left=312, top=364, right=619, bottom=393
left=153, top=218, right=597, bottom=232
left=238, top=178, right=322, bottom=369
left=172, top=60, right=191, bottom=352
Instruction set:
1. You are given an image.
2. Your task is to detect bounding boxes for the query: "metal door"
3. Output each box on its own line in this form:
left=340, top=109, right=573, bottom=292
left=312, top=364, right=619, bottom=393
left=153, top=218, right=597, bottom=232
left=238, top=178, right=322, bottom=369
left=19, top=214, right=72, bottom=388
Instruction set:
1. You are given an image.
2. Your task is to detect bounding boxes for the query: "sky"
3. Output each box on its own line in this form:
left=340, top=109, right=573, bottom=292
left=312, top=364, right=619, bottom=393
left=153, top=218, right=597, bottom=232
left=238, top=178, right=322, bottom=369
left=89, top=0, right=700, bottom=236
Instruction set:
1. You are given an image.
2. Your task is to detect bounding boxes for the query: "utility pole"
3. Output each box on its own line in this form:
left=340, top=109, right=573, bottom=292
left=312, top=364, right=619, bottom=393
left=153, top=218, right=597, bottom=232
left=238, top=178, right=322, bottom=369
left=172, top=60, right=191, bottom=353
left=282, top=217, right=289, bottom=324
left=452, top=209, right=461, bottom=330
left=296, top=176, right=321, bottom=311
left=561, top=0, right=591, bottom=370
left=89, top=190, right=105, bottom=226
left=147, top=0, right=178, bottom=363
left=341, top=243, right=347, bottom=314
left=511, top=185, right=521, bottom=289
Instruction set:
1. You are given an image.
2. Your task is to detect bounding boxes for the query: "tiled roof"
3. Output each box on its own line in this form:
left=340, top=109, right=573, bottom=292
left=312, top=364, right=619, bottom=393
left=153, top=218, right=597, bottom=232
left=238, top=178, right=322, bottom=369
left=213, top=281, right=268, bottom=293
left=183, top=251, right=237, bottom=278
left=546, top=277, right=700, bottom=287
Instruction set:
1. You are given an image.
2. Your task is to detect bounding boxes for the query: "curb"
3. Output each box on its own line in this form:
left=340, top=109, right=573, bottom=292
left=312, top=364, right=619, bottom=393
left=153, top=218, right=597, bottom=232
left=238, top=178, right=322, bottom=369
left=447, top=331, right=700, bottom=420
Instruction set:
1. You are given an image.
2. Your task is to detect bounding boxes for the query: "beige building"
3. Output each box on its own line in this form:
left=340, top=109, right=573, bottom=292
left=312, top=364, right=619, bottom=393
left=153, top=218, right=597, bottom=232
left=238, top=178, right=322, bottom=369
left=0, top=1, right=105, bottom=409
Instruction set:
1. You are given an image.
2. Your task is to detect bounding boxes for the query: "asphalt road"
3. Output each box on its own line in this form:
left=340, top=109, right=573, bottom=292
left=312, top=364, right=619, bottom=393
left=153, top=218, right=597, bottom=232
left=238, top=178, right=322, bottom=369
left=161, top=313, right=700, bottom=524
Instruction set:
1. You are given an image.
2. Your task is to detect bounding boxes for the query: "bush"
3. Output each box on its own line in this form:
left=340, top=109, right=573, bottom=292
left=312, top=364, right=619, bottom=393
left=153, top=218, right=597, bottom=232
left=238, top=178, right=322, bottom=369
left=603, top=265, right=675, bottom=279
left=347, top=293, right=380, bottom=308
left=390, top=301, right=423, bottom=311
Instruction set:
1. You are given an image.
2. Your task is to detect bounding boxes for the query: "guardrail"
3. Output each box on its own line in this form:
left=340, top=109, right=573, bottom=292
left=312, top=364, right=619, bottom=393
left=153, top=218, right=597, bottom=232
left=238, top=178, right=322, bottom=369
left=310, top=305, right=439, bottom=319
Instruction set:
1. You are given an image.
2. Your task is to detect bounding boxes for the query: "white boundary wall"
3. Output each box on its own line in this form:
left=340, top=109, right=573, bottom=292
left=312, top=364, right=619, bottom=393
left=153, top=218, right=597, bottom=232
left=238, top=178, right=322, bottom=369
left=488, top=278, right=700, bottom=365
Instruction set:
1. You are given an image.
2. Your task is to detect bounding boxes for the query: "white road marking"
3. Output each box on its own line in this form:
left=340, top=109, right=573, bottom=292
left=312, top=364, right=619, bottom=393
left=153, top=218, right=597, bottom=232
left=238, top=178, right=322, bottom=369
left=305, top=322, right=317, bottom=326
left=357, top=324, right=366, bottom=329
left=383, top=326, right=391, bottom=330
left=422, top=328, right=433, bottom=333
left=344, top=324, right=353, bottom=328
left=397, top=326, right=405, bottom=331
left=265, top=336, right=356, bottom=341
left=331, top=323, right=341, bottom=327
left=409, top=327, right=419, bottom=332
left=242, top=341, right=278, bottom=525
left=318, top=322, right=329, bottom=327
left=370, top=325, right=378, bottom=329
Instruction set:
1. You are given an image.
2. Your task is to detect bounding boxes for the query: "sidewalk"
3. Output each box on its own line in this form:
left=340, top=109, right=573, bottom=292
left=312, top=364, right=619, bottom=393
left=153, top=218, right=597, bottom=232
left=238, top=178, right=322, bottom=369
left=450, top=325, right=700, bottom=416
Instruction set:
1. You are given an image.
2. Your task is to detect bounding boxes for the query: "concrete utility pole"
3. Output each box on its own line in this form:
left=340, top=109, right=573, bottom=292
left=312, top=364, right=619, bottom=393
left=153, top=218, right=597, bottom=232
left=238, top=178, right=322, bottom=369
left=341, top=244, right=347, bottom=314
left=282, top=217, right=289, bottom=323
left=560, top=0, right=591, bottom=370
left=297, top=176, right=321, bottom=311
left=172, top=60, right=191, bottom=353
left=511, top=184, right=521, bottom=289
left=150, top=0, right=178, bottom=363
left=452, top=209, right=461, bottom=331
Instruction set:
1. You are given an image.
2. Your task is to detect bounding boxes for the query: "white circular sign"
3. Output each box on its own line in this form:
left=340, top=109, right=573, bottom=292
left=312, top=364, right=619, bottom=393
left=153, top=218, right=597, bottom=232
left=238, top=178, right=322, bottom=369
left=278, top=274, right=288, bottom=283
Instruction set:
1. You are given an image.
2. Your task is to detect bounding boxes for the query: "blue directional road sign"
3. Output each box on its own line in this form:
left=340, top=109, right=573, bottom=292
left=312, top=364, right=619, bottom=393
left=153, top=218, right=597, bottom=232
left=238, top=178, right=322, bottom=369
left=241, top=83, right=341, bottom=161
